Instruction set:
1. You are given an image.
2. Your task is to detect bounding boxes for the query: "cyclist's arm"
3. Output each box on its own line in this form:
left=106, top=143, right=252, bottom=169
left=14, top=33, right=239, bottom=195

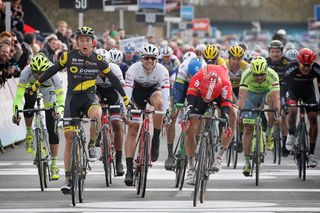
left=12, top=66, right=31, bottom=113
left=123, top=65, right=135, bottom=100
left=161, top=70, right=171, bottom=111
left=110, top=63, right=125, bottom=85
left=103, top=68, right=126, bottom=97
left=38, top=52, right=67, bottom=83
left=51, top=74, right=65, bottom=114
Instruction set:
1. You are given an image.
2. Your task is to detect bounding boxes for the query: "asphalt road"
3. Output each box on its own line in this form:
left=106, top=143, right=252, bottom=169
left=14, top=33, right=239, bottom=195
left=0, top=123, right=320, bottom=212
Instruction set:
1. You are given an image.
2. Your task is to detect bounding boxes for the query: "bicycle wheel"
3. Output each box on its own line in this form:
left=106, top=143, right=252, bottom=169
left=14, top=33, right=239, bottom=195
left=135, top=135, right=144, bottom=195
left=141, top=132, right=150, bottom=198
left=71, top=137, right=80, bottom=206
left=174, top=133, right=183, bottom=188
left=255, top=126, right=261, bottom=186
left=299, top=122, right=307, bottom=181
left=193, top=137, right=206, bottom=207
left=35, top=128, right=45, bottom=192
left=273, top=125, right=282, bottom=165
left=200, top=138, right=212, bottom=204
left=101, top=126, right=111, bottom=187
left=179, top=155, right=187, bottom=191
left=78, top=141, right=87, bottom=203
left=43, top=129, right=51, bottom=185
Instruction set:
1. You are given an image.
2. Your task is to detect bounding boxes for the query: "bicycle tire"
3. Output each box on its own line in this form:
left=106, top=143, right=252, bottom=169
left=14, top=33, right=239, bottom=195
left=255, top=125, right=261, bottom=186
left=78, top=142, right=87, bottom=203
left=200, top=137, right=212, bottom=204
left=141, top=132, right=150, bottom=198
left=193, top=137, right=206, bottom=207
left=71, top=136, right=79, bottom=206
left=135, top=134, right=144, bottom=195
left=174, top=133, right=183, bottom=188
left=273, top=125, right=282, bottom=165
left=299, top=122, right=307, bottom=181
left=226, top=144, right=232, bottom=167
left=179, top=156, right=187, bottom=191
left=101, top=126, right=111, bottom=187
left=35, top=128, right=45, bottom=192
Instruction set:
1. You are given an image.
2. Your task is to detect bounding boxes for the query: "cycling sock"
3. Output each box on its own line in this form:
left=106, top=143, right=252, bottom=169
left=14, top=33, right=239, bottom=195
left=187, top=156, right=194, bottom=168
left=116, top=151, right=122, bottom=163
left=310, top=143, right=315, bottom=155
left=217, top=146, right=227, bottom=158
left=282, top=136, right=287, bottom=147
left=245, top=155, right=251, bottom=164
left=88, top=137, right=96, bottom=148
left=288, top=128, right=295, bottom=135
left=266, top=126, right=274, bottom=137
left=167, top=143, right=173, bottom=157
left=65, top=170, right=71, bottom=181
left=51, top=156, right=58, bottom=167
left=26, top=127, right=32, bottom=135
left=126, top=157, right=133, bottom=173
left=152, top=128, right=161, bottom=142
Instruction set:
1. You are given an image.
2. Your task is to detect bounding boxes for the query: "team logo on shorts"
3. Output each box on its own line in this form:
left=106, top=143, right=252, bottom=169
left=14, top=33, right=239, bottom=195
left=70, top=66, right=78, bottom=73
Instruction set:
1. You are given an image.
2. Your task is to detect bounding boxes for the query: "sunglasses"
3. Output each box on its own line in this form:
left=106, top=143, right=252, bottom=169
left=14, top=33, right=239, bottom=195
left=299, top=63, right=312, bottom=68
left=143, top=56, right=157, bottom=61
left=253, top=73, right=266, bottom=78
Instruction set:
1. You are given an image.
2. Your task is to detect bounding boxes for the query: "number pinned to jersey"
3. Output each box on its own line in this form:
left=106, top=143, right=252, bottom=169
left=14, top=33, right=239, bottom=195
left=70, top=66, right=78, bottom=73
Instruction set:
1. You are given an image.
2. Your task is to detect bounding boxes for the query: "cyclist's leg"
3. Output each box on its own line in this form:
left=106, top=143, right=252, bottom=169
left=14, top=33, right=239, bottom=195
left=265, top=90, right=280, bottom=150
left=150, top=90, right=164, bottom=162
left=86, top=94, right=102, bottom=161
left=165, top=107, right=179, bottom=170
left=124, top=122, right=139, bottom=186
left=23, top=92, right=37, bottom=153
left=285, top=92, right=298, bottom=151
left=305, top=96, right=318, bottom=167
left=280, top=83, right=289, bottom=156
left=111, top=118, right=125, bottom=176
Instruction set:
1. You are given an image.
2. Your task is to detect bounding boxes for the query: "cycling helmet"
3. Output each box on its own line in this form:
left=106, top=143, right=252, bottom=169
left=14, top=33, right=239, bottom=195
left=203, top=44, right=219, bottom=63
left=124, top=43, right=135, bottom=53
left=95, top=48, right=110, bottom=63
left=30, top=53, right=51, bottom=72
left=297, top=48, right=316, bottom=65
left=187, top=57, right=202, bottom=77
left=195, top=43, right=206, bottom=56
left=160, top=45, right=173, bottom=56
left=268, top=40, right=284, bottom=50
left=250, top=56, right=268, bottom=75
left=182, top=51, right=197, bottom=61
left=228, top=45, right=244, bottom=58
left=199, top=72, right=222, bottom=103
left=109, top=48, right=123, bottom=64
left=140, top=43, right=159, bottom=57
left=75, top=26, right=95, bottom=39
left=285, top=49, right=299, bottom=61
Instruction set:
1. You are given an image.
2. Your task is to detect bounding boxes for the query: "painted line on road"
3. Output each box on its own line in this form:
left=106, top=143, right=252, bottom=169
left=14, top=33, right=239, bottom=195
left=0, top=187, right=319, bottom=192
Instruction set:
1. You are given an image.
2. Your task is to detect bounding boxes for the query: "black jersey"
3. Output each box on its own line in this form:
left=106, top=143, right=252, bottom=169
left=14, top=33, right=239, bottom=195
left=38, top=50, right=125, bottom=96
left=267, top=56, right=291, bottom=81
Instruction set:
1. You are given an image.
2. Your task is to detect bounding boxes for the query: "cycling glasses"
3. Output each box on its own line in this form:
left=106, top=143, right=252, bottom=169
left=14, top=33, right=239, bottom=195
left=253, top=73, right=266, bottom=78
left=299, top=63, right=312, bottom=68
left=143, top=56, right=157, bottom=61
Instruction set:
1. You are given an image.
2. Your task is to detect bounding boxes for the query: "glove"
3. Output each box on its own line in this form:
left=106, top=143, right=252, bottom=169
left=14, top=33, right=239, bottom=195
left=26, top=80, right=41, bottom=95
left=122, top=95, right=130, bottom=107
left=12, top=115, right=21, bottom=125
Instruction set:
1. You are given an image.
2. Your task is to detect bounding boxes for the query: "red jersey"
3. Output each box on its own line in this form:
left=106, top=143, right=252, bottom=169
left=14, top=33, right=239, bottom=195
left=187, top=65, right=233, bottom=107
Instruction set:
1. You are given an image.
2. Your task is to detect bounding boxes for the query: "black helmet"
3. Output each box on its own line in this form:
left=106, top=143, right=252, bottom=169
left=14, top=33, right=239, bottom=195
left=75, top=26, right=95, bottom=39
left=268, top=40, right=284, bottom=50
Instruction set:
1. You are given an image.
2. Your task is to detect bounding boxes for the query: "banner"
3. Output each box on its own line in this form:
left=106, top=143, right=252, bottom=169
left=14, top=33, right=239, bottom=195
left=119, top=36, right=146, bottom=53
left=192, top=18, right=210, bottom=31
left=138, top=0, right=165, bottom=13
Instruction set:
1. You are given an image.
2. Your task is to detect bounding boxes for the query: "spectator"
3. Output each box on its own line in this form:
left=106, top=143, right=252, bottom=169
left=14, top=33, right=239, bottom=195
left=18, top=32, right=33, bottom=69
left=65, top=26, right=74, bottom=49
left=35, top=34, right=45, bottom=49
left=272, top=29, right=287, bottom=46
left=104, top=37, right=116, bottom=50
left=40, top=34, right=58, bottom=62
left=0, top=0, right=5, bottom=32
left=24, top=33, right=36, bottom=54
left=0, top=42, right=12, bottom=86
left=118, top=28, right=126, bottom=39
left=55, top=20, right=70, bottom=48
left=0, top=31, right=12, bottom=44
left=11, top=0, right=24, bottom=33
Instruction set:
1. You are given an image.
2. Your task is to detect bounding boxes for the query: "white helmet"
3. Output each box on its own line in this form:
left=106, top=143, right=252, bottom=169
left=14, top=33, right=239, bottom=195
left=285, top=49, right=299, bottom=61
left=195, top=43, right=206, bottom=56
left=140, top=43, right=159, bottom=57
left=109, top=48, right=123, bottom=64
left=160, top=45, right=173, bottom=56
left=95, top=48, right=110, bottom=63
left=183, top=51, right=197, bottom=61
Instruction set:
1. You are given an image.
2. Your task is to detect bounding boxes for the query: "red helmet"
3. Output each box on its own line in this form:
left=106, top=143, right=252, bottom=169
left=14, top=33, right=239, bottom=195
left=297, top=48, right=316, bottom=65
left=199, top=72, right=222, bottom=103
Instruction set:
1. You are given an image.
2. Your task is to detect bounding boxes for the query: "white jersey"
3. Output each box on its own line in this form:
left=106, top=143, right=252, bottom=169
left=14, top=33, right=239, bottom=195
left=96, top=63, right=124, bottom=88
left=124, top=62, right=170, bottom=111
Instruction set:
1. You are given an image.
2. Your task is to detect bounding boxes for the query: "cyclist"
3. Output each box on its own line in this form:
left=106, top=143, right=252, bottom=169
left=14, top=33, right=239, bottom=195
left=283, top=48, right=320, bottom=168
left=109, top=48, right=129, bottom=79
left=123, top=43, right=170, bottom=186
left=185, top=64, right=234, bottom=184
left=195, top=43, right=206, bottom=57
left=238, top=56, right=280, bottom=176
left=12, top=53, right=65, bottom=180
left=266, top=40, right=291, bottom=156
left=27, top=26, right=129, bottom=194
left=164, top=56, right=204, bottom=170
left=226, top=45, right=249, bottom=98
left=202, top=44, right=227, bottom=67
left=95, top=48, right=125, bottom=176
left=122, top=43, right=140, bottom=66
left=285, top=48, right=299, bottom=62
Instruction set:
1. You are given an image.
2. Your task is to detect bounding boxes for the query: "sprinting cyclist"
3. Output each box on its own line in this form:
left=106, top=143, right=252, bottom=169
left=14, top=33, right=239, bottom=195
left=238, top=56, right=280, bottom=176
left=284, top=48, right=320, bottom=167
left=27, top=26, right=129, bottom=194
left=12, top=53, right=65, bottom=180
left=123, top=43, right=170, bottom=186
left=109, top=48, right=129, bottom=79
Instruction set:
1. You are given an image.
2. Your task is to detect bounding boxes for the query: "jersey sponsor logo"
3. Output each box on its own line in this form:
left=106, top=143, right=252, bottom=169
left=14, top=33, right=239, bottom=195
left=221, top=85, right=228, bottom=99
left=205, top=78, right=217, bottom=100
left=85, top=61, right=97, bottom=66
left=70, top=66, right=78, bottom=73
left=79, top=68, right=99, bottom=74
left=194, top=79, right=200, bottom=88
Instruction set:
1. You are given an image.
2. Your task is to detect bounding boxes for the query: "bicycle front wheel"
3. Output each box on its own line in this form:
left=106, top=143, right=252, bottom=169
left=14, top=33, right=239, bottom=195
left=35, top=128, right=45, bottom=192
left=299, top=122, right=307, bottom=181
left=193, top=137, right=206, bottom=207
left=273, top=125, right=282, bottom=165
left=141, top=132, right=150, bottom=198
left=101, top=126, right=111, bottom=187
left=200, top=138, right=212, bottom=204
left=78, top=141, right=87, bottom=203
left=71, top=137, right=80, bottom=206
left=255, top=126, right=261, bottom=186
